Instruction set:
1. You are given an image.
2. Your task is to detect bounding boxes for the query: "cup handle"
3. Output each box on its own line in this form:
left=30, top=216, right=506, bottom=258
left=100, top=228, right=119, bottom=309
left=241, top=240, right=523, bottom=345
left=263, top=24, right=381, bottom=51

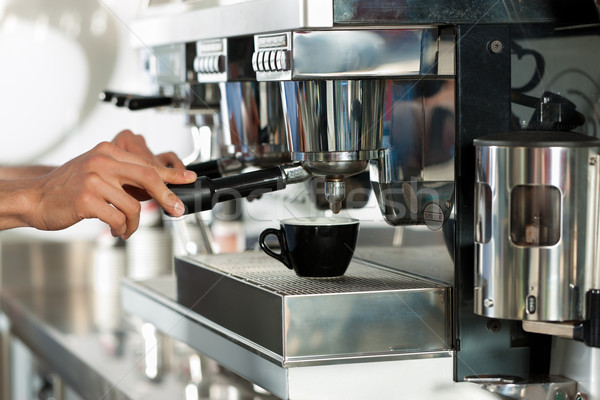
left=259, top=228, right=292, bottom=269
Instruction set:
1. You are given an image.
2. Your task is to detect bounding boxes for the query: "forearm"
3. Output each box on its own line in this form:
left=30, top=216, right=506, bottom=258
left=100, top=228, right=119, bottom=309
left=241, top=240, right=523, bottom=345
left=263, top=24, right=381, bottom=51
left=0, top=166, right=56, bottom=179
left=0, top=179, right=38, bottom=230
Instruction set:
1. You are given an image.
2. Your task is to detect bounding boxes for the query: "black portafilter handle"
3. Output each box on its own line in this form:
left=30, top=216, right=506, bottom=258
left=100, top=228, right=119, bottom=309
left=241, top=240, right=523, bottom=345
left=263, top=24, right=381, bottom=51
left=168, top=166, right=287, bottom=215
left=100, top=90, right=173, bottom=110
left=126, top=95, right=173, bottom=110
left=186, top=160, right=223, bottom=179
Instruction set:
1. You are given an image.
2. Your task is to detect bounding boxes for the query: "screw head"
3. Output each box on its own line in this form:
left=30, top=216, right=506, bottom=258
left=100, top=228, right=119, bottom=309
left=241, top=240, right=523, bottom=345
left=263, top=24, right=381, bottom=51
left=489, top=40, right=504, bottom=54
left=487, top=319, right=501, bottom=332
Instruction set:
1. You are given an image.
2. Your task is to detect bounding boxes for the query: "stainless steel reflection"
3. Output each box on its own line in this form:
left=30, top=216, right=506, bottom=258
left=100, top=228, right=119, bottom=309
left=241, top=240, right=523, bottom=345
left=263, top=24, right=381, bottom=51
left=174, top=252, right=451, bottom=363
left=253, top=29, right=448, bottom=81
left=132, top=0, right=334, bottom=48
left=280, top=79, right=384, bottom=170
left=474, top=132, right=600, bottom=321
left=291, top=29, right=438, bottom=79
left=220, top=81, right=290, bottom=167
left=132, top=0, right=594, bottom=48
left=469, top=375, right=577, bottom=400
left=551, top=338, right=600, bottom=400
left=370, top=80, right=456, bottom=227
left=280, top=79, right=385, bottom=211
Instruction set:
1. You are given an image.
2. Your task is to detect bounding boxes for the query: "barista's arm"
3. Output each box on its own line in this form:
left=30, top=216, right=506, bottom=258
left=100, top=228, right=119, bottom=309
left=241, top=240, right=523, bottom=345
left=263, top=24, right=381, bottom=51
left=0, top=166, right=56, bottom=179
left=0, top=140, right=196, bottom=238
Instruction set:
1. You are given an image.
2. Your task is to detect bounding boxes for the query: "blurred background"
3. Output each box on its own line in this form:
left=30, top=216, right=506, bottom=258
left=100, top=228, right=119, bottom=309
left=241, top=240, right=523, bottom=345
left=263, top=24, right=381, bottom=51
left=0, top=0, right=193, bottom=239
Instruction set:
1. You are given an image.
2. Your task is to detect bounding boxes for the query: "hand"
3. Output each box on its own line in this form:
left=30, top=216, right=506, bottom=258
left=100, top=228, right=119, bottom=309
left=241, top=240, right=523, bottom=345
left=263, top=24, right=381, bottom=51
left=112, top=130, right=186, bottom=169
left=27, top=141, right=196, bottom=239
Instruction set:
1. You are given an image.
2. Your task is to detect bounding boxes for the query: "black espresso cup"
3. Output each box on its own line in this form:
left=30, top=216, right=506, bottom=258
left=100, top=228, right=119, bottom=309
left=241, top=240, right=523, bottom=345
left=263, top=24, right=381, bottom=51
left=259, top=217, right=359, bottom=277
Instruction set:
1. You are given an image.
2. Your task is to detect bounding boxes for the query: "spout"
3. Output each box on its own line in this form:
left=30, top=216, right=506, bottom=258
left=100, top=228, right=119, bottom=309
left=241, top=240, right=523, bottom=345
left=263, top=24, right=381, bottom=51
left=325, top=180, right=346, bottom=214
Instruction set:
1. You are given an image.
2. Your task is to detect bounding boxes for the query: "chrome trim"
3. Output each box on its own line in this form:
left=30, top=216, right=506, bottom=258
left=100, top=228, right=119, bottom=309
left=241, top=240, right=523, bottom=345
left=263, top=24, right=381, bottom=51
left=218, top=81, right=289, bottom=165
left=293, top=150, right=379, bottom=162
left=254, top=28, right=451, bottom=81
left=131, top=0, right=334, bottom=48
left=174, top=252, right=451, bottom=362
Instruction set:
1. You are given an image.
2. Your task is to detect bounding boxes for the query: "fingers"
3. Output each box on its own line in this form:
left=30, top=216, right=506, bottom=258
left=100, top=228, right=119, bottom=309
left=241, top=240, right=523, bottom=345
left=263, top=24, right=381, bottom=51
left=112, top=130, right=187, bottom=169
left=54, top=139, right=195, bottom=237
left=89, top=198, right=129, bottom=238
left=106, top=161, right=186, bottom=218
left=93, top=142, right=196, bottom=185
left=94, top=179, right=142, bottom=239
left=157, top=152, right=185, bottom=169
left=112, top=130, right=152, bottom=157
left=85, top=145, right=190, bottom=218
left=31, top=138, right=193, bottom=238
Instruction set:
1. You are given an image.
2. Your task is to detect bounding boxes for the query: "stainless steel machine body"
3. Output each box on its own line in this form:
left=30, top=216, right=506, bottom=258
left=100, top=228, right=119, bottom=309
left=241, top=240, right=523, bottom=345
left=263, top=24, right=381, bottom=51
left=253, top=28, right=454, bottom=212
left=194, top=36, right=291, bottom=170
left=474, top=131, right=600, bottom=321
left=122, top=252, right=454, bottom=399
left=174, top=252, right=451, bottom=363
left=121, top=1, right=600, bottom=399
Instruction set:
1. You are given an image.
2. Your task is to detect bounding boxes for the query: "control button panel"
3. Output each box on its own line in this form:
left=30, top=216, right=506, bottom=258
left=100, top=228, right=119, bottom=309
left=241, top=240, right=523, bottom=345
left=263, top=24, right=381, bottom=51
left=195, top=39, right=227, bottom=82
left=252, top=50, right=290, bottom=72
left=253, top=32, right=292, bottom=81
left=193, top=55, right=225, bottom=74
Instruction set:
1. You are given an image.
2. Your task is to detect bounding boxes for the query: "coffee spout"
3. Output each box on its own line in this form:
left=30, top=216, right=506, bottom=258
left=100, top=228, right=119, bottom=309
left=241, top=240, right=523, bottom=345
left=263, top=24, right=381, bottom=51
left=325, top=180, right=345, bottom=214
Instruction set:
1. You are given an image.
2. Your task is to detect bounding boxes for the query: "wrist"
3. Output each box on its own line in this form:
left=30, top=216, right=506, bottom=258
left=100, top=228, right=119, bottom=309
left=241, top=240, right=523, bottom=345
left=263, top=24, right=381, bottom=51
left=0, top=179, right=40, bottom=230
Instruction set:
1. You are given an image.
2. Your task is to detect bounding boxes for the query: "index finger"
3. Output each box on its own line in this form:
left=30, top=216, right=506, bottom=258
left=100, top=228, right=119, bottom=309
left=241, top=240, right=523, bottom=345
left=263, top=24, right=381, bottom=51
left=107, top=161, right=188, bottom=217
left=157, top=152, right=186, bottom=169
left=96, top=142, right=197, bottom=184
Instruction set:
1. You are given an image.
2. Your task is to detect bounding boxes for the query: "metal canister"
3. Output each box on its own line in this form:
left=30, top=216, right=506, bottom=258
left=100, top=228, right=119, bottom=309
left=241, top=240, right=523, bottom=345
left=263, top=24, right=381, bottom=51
left=474, top=131, right=600, bottom=321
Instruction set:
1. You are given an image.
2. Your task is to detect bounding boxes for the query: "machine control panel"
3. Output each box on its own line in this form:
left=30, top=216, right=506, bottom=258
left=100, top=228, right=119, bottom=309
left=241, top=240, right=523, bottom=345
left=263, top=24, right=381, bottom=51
left=194, top=39, right=228, bottom=82
left=253, top=32, right=292, bottom=81
left=251, top=49, right=290, bottom=73
left=193, top=54, right=225, bottom=74
left=195, top=36, right=256, bottom=82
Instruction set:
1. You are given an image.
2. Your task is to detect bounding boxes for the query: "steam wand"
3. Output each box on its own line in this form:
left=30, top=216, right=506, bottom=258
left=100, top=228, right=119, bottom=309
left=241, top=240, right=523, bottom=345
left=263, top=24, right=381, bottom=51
left=167, top=164, right=311, bottom=215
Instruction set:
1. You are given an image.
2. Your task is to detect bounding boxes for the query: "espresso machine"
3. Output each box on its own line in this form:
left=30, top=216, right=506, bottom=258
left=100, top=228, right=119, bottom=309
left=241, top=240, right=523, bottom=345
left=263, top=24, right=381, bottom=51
left=120, top=1, right=600, bottom=399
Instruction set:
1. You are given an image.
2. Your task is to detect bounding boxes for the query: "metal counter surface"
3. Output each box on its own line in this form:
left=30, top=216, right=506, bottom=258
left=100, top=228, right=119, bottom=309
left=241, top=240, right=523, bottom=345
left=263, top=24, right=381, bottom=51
left=121, top=274, right=501, bottom=400
left=0, top=285, right=190, bottom=400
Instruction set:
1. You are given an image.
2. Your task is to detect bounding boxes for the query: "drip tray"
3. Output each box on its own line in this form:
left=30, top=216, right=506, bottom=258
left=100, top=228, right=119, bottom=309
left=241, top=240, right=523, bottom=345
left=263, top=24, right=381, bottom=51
left=174, top=251, right=451, bottom=365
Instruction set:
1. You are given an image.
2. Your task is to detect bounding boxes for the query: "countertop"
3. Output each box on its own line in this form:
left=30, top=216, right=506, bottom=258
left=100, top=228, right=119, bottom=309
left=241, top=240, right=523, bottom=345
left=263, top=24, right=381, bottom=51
left=1, top=284, right=194, bottom=400
left=1, top=287, right=189, bottom=400
left=1, top=279, right=278, bottom=400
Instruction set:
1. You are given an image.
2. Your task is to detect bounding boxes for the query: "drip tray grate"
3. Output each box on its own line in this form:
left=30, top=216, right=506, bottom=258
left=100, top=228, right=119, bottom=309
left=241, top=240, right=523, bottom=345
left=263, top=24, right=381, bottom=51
left=192, top=251, right=439, bottom=295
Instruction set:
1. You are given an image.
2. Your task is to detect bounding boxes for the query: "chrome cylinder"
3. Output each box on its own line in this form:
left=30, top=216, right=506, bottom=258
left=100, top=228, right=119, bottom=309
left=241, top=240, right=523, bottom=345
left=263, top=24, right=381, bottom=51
left=219, top=81, right=290, bottom=167
left=280, top=79, right=385, bottom=212
left=474, top=131, right=600, bottom=322
left=280, top=79, right=385, bottom=171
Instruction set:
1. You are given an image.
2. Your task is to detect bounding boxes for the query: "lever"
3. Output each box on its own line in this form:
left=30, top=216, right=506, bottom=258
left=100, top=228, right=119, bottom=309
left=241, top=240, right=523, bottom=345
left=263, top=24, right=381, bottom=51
left=185, top=157, right=245, bottom=180
left=100, top=90, right=173, bottom=111
left=167, top=164, right=310, bottom=215
left=126, top=96, right=172, bottom=110
left=168, top=164, right=310, bottom=215
left=186, top=160, right=223, bottom=179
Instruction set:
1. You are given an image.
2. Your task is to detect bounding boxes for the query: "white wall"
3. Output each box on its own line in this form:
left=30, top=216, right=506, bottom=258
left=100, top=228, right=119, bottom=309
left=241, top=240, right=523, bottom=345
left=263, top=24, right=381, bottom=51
left=0, top=0, right=192, bottom=165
